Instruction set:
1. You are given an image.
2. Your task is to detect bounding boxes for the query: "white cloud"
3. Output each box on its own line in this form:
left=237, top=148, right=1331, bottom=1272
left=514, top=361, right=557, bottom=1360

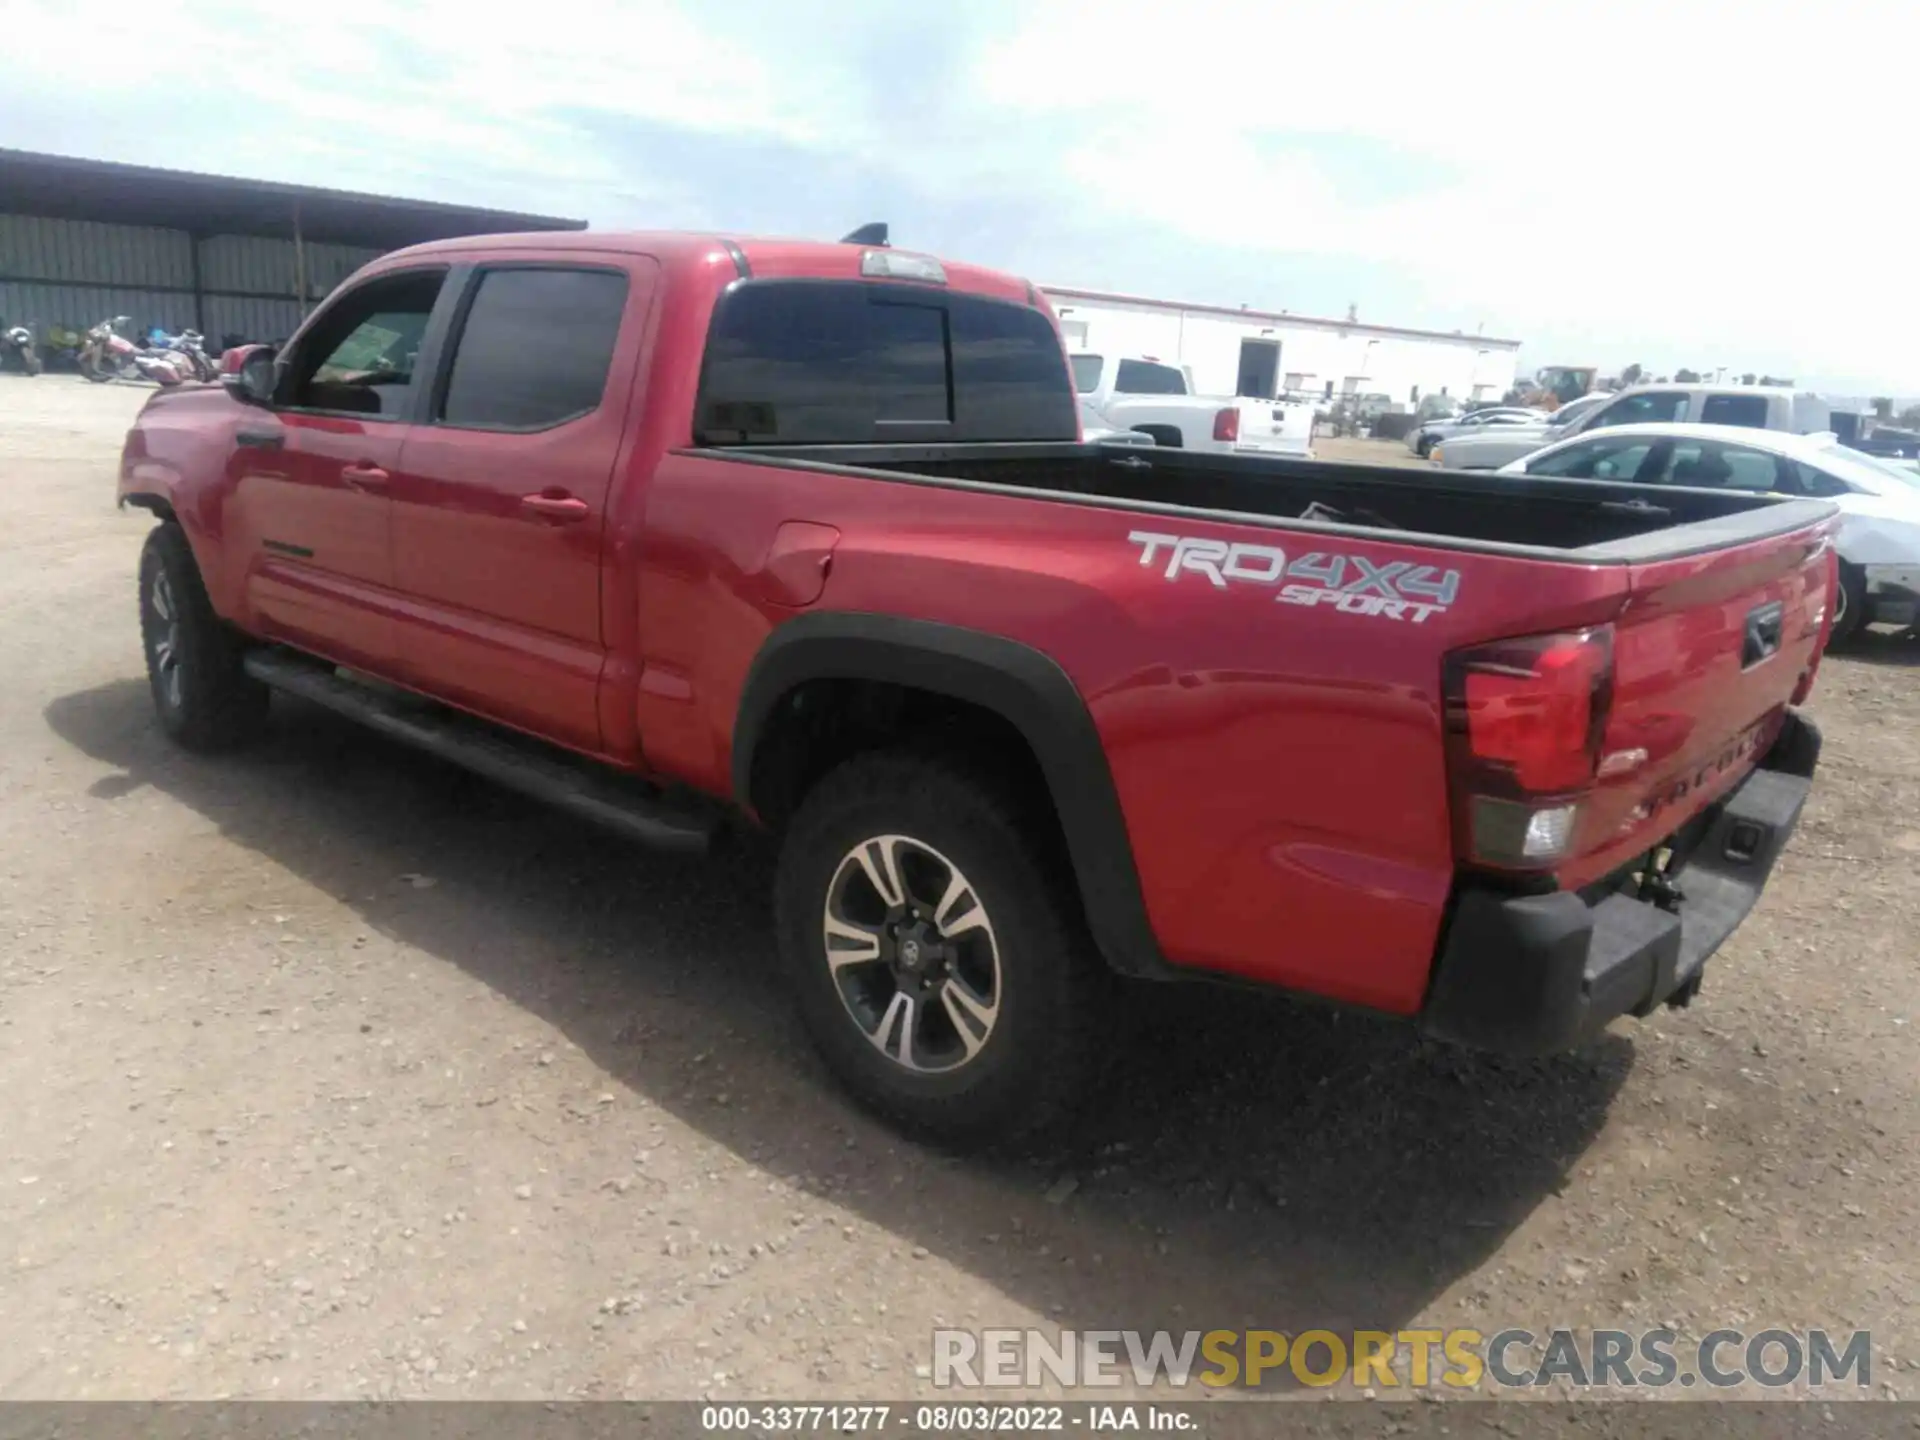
left=976, top=0, right=1920, bottom=386
left=4, top=0, right=1915, bottom=387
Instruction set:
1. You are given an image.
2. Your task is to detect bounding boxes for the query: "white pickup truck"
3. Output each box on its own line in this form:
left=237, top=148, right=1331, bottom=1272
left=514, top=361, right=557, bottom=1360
left=1070, top=352, right=1316, bottom=457
left=1434, top=385, right=1832, bottom=470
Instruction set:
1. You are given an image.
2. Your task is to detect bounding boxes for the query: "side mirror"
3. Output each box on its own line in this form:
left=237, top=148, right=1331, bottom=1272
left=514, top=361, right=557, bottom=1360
left=219, top=344, right=278, bottom=407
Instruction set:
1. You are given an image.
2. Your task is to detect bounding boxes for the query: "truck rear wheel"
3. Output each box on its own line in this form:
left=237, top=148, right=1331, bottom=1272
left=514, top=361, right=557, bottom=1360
left=139, top=524, right=270, bottom=751
left=774, top=749, right=1106, bottom=1149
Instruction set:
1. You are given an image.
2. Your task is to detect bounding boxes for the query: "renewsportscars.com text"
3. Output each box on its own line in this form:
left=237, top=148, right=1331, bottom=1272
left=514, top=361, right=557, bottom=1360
left=931, top=1327, right=1873, bottom=1391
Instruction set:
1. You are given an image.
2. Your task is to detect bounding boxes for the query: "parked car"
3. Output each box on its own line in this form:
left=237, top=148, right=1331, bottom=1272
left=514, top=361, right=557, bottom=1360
left=1423, top=391, right=1615, bottom=467
left=1854, top=425, right=1920, bottom=459
left=1071, top=351, right=1315, bottom=456
left=1406, top=406, right=1546, bottom=458
left=1500, top=422, right=1920, bottom=641
left=1434, top=385, right=1829, bottom=471
left=118, top=229, right=1834, bottom=1147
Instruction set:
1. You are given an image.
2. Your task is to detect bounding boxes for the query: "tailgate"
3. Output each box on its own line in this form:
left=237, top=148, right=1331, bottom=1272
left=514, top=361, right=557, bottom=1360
left=1232, top=400, right=1315, bottom=457
left=1562, top=516, right=1834, bottom=888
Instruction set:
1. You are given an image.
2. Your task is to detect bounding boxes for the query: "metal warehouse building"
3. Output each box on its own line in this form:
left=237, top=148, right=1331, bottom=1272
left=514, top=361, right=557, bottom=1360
left=0, top=149, right=584, bottom=350
left=1043, top=286, right=1523, bottom=410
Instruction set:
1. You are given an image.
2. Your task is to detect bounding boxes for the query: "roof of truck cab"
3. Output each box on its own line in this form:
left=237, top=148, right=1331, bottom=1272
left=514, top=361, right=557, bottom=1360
left=1615, top=382, right=1820, bottom=400
left=377, top=230, right=1038, bottom=304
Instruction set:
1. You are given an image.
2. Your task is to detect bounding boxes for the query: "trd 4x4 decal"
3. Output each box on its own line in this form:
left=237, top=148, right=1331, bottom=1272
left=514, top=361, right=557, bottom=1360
left=1127, top=531, right=1461, bottom=624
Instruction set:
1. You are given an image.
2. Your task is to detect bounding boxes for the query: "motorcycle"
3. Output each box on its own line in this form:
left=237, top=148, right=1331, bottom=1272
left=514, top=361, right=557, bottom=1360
left=0, top=320, right=42, bottom=376
left=78, top=317, right=197, bottom=386
left=42, top=323, right=85, bottom=372
left=147, top=326, right=216, bottom=383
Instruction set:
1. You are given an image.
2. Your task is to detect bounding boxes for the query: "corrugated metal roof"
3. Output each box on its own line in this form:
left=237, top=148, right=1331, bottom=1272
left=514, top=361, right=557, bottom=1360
left=0, top=148, right=586, bottom=248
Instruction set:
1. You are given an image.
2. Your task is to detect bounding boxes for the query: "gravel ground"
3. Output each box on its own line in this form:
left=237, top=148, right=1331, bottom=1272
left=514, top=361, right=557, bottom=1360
left=1, top=378, right=1916, bottom=1403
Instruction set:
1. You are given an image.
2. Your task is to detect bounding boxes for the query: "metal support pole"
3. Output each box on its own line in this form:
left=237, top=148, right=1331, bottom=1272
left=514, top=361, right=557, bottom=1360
left=293, top=203, right=309, bottom=318
left=189, top=233, right=205, bottom=334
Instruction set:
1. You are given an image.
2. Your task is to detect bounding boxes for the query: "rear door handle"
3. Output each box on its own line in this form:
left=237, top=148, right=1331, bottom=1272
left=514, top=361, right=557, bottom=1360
left=235, top=428, right=283, bottom=449
left=521, top=493, right=590, bottom=522
left=341, top=463, right=390, bottom=490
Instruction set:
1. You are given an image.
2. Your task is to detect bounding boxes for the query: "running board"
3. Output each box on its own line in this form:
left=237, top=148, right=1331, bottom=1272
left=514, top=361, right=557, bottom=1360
left=242, top=650, right=724, bottom=854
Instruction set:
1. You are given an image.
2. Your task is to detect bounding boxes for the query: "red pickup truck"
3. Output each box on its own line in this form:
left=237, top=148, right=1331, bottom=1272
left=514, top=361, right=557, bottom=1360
left=118, top=229, right=1835, bottom=1146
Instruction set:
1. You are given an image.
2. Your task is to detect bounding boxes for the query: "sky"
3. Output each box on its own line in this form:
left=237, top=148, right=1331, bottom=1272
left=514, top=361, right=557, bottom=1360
left=5, top=0, right=1915, bottom=393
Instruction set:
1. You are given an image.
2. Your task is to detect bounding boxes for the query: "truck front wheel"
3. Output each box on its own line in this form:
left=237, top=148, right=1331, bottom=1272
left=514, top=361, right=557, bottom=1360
left=774, top=750, right=1106, bottom=1149
left=139, top=524, right=270, bottom=751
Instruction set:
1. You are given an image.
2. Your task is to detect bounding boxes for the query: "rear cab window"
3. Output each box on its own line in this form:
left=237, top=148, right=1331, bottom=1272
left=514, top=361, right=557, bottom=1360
left=696, top=281, right=1077, bottom=444
left=1070, top=354, right=1104, bottom=393
left=1698, top=393, right=1770, bottom=429
left=1113, top=359, right=1188, bottom=395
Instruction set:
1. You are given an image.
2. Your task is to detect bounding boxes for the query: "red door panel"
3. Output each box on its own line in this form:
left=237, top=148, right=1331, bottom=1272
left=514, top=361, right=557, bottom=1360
left=388, top=256, right=659, bottom=756
left=232, top=414, right=403, bottom=671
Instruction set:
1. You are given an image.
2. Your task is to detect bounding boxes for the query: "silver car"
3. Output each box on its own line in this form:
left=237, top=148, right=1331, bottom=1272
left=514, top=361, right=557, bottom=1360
left=1405, top=406, right=1548, bottom=458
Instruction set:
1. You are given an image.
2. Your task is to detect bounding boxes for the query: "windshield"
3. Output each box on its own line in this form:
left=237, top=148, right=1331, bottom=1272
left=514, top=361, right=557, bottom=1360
left=1070, top=354, right=1103, bottom=393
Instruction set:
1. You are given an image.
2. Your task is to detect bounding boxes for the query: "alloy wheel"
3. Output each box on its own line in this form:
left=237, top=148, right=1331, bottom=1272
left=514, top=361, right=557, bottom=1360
left=821, top=834, right=1002, bottom=1074
left=148, top=569, right=184, bottom=711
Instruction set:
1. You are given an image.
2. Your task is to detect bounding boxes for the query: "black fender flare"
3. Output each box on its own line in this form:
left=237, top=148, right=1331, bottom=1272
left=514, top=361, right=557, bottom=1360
left=732, top=612, right=1173, bottom=980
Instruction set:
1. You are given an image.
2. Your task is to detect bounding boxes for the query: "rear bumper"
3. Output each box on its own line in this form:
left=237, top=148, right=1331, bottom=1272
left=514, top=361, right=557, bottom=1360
left=1418, top=712, right=1821, bottom=1056
left=1233, top=442, right=1314, bottom=459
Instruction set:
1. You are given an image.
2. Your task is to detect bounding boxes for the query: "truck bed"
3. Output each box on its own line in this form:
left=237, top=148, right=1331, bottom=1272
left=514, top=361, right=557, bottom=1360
left=708, top=442, right=1833, bottom=560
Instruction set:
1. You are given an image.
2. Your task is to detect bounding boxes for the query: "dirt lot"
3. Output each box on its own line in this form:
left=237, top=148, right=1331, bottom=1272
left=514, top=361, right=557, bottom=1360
left=1, top=377, right=1916, bottom=1403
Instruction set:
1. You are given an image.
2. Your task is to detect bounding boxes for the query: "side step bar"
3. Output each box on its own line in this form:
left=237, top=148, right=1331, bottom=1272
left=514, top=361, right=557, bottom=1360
left=243, top=649, right=725, bottom=854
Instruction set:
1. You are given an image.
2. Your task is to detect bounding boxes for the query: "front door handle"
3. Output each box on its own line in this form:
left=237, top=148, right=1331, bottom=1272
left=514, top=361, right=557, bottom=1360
left=341, top=463, right=390, bottom=491
left=235, top=428, right=284, bottom=449
left=521, top=493, right=590, bottom=522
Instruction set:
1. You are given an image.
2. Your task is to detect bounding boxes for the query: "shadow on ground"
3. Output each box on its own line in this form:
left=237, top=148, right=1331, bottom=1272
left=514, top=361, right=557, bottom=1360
left=1840, top=627, right=1920, bottom=668
left=48, top=680, right=1634, bottom=1387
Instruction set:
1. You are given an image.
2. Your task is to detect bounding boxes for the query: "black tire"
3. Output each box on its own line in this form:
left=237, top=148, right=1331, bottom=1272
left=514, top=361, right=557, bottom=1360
left=1830, top=562, right=1868, bottom=646
left=775, top=749, right=1109, bottom=1149
left=81, top=356, right=111, bottom=383
left=138, top=524, right=270, bottom=751
left=1415, top=434, right=1435, bottom=457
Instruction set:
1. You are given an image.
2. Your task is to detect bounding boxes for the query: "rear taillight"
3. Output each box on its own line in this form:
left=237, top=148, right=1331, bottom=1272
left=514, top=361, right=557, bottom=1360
left=1443, top=626, right=1614, bottom=869
left=1213, top=407, right=1240, bottom=443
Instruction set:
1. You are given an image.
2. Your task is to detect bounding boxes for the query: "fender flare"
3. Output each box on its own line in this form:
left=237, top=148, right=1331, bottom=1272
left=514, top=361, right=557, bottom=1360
left=731, top=612, right=1173, bottom=980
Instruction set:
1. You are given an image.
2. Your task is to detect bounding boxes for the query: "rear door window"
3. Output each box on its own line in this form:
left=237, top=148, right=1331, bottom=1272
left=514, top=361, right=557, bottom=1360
left=1527, top=437, right=1658, bottom=480
left=1658, top=441, right=1787, bottom=491
left=1794, top=461, right=1854, bottom=498
left=696, top=281, right=1077, bottom=444
left=1698, top=393, right=1770, bottom=428
left=438, top=267, right=630, bottom=430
